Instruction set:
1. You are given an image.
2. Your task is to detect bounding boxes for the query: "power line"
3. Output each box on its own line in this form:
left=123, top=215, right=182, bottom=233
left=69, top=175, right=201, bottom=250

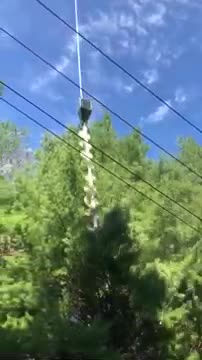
left=34, top=0, right=202, bottom=135
left=2, top=82, right=202, bottom=223
left=1, top=28, right=202, bottom=183
left=1, top=96, right=201, bottom=234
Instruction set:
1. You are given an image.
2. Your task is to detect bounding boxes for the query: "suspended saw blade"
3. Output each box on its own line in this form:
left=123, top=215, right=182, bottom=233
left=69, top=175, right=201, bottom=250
left=81, top=151, right=93, bottom=160
left=84, top=195, right=98, bottom=209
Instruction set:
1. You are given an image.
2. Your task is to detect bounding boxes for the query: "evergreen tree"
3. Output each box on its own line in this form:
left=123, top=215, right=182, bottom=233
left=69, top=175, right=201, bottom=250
left=0, top=117, right=201, bottom=359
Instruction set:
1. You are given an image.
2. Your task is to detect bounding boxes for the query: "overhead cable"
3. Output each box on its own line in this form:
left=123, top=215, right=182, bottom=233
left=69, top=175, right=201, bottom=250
left=2, top=96, right=201, bottom=234
left=34, top=0, right=202, bottom=135
left=0, top=28, right=202, bottom=182
left=2, top=83, right=202, bottom=223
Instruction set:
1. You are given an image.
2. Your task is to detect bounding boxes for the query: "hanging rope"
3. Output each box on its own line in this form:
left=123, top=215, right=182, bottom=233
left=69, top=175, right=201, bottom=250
left=74, top=0, right=83, bottom=98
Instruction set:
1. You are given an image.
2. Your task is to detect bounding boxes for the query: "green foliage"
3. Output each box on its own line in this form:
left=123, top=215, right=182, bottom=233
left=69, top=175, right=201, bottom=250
left=0, top=121, right=21, bottom=160
left=0, top=118, right=201, bottom=359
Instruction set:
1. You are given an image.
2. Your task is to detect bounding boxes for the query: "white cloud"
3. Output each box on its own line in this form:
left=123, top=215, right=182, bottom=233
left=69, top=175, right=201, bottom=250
left=129, top=1, right=167, bottom=27
left=174, top=88, right=187, bottom=104
left=27, top=0, right=192, bottom=112
left=143, top=69, right=159, bottom=85
left=83, top=11, right=119, bottom=36
left=119, top=38, right=130, bottom=49
left=30, top=55, right=70, bottom=93
left=66, top=34, right=77, bottom=56
left=81, top=9, right=138, bottom=54
left=147, top=39, right=162, bottom=63
left=80, top=15, right=117, bottom=55
left=119, top=13, right=135, bottom=29
left=136, top=23, right=148, bottom=36
left=128, top=0, right=141, bottom=15
left=144, top=101, right=171, bottom=124
left=28, top=0, right=196, bottom=102
left=85, top=54, right=135, bottom=95
left=127, top=1, right=188, bottom=68
left=175, top=0, right=202, bottom=8
left=123, top=84, right=134, bottom=93
left=146, top=4, right=167, bottom=27
left=55, top=56, right=70, bottom=73
left=46, top=90, right=64, bottom=103
left=146, top=38, right=184, bottom=67
left=30, top=7, right=128, bottom=96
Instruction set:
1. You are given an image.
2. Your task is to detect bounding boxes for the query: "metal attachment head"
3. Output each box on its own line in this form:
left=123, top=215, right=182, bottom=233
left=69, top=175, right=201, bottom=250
left=78, top=98, right=92, bottom=126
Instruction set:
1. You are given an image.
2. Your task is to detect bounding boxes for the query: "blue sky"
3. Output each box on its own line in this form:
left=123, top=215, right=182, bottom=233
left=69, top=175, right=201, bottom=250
left=1, top=0, right=202, bottom=157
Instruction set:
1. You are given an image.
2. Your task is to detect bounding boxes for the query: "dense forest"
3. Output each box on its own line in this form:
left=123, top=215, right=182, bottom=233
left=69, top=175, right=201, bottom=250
left=0, top=117, right=201, bottom=359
